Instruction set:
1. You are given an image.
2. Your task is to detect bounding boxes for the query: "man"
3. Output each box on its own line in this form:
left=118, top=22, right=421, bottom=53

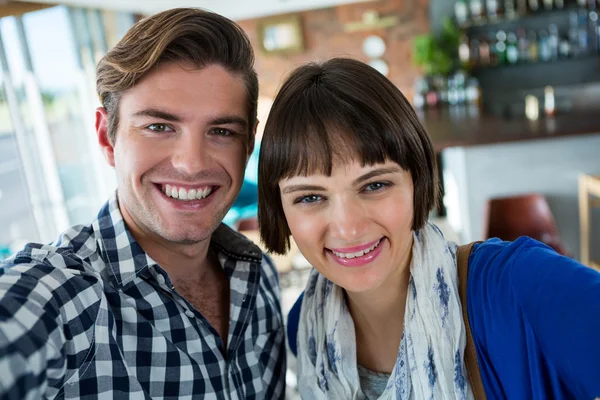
left=0, top=8, right=285, bottom=399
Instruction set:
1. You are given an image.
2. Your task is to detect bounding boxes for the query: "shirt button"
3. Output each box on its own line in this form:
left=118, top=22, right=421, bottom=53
left=156, top=274, right=166, bottom=285
left=185, top=310, right=195, bottom=318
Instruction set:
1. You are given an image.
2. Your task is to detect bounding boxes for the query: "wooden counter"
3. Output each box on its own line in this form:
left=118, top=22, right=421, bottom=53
left=418, top=107, right=600, bottom=152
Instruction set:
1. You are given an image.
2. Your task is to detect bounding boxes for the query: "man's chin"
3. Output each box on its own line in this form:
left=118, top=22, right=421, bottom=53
left=159, top=230, right=214, bottom=245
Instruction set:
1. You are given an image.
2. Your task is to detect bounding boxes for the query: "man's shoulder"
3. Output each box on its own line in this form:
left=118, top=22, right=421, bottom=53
left=0, top=224, right=107, bottom=301
left=4, top=223, right=101, bottom=271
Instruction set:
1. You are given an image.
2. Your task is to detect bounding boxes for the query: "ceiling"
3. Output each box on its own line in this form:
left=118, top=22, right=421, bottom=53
left=17, top=0, right=376, bottom=20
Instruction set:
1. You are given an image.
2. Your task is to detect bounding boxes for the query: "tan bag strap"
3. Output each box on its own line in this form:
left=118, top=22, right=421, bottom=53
left=457, top=242, right=487, bottom=400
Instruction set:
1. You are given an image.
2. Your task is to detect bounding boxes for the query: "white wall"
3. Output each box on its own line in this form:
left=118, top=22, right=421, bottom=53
left=442, top=133, right=600, bottom=262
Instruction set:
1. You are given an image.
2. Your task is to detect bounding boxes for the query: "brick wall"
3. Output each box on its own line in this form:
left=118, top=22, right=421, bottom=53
left=238, top=0, right=430, bottom=102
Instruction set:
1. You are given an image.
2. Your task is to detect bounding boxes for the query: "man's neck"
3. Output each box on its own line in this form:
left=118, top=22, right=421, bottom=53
left=142, top=236, right=213, bottom=282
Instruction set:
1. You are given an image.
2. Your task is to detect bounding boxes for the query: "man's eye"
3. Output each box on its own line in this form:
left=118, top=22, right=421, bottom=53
left=147, top=123, right=173, bottom=132
left=212, top=128, right=233, bottom=136
left=294, top=194, right=322, bottom=204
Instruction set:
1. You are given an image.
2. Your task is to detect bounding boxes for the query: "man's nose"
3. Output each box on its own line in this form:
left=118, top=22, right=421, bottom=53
left=171, top=132, right=211, bottom=174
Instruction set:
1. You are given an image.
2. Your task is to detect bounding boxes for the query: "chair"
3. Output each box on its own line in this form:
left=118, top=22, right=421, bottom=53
left=484, top=193, right=568, bottom=256
left=235, top=217, right=259, bottom=232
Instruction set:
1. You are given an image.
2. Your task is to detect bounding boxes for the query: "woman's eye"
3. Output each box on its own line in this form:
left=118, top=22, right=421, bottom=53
left=294, top=194, right=322, bottom=204
left=364, top=182, right=389, bottom=192
left=146, top=123, right=173, bottom=133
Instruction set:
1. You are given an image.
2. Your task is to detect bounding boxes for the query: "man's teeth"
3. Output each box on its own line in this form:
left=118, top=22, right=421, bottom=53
left=162, top=185, right=213, bottom=201
left=331, top=239, right=382, bottom=259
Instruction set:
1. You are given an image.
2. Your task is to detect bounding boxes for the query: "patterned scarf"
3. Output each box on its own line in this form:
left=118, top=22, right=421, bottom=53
left=296, top=223, right=475, bottom=399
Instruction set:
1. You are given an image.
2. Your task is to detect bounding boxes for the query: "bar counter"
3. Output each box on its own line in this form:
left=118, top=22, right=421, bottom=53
left=418, top=107, right=600, bottom=152
left=423, top=107, right=600, bottom=263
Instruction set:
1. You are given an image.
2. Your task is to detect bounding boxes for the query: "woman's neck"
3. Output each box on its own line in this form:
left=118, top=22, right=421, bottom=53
left=345, top=249, right=412, bottom=373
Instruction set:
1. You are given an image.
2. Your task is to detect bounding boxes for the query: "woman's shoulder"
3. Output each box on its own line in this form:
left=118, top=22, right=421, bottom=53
left=469, top=236, right=591, bottom=283
left=467, top=235, right=600, bottom=325
left=287, top=291, right=304, bottom=356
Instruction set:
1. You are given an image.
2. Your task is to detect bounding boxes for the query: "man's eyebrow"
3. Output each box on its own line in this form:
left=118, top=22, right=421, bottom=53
left=132, top=108, right=182, bottom=122
left=131, top=110, right=249, bottom=130
left=353, top=167, right=402, bottom=185
left=281, top=184, right=325, bottom=195
left=210, top=115, right=249, bottom=130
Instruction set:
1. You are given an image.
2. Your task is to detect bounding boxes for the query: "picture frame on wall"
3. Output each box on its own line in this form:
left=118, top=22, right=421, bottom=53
left=257, top=14, right=304, bottom=55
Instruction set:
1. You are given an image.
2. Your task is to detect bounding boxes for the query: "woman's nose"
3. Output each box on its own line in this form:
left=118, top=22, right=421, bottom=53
left=329, top=199, right=368, bottom=242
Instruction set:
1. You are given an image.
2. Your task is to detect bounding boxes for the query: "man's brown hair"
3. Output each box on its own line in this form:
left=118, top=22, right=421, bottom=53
left=258, top=58, right=440, bottom=254
left=96, top=8, right=258, bottom=143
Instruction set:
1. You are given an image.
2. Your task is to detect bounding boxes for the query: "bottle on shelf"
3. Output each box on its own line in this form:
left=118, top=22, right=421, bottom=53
left=554, top=0, right=565, bottom=9
left=455, top=0, right=470, bottom=26
left=569, top=11, right=581, bottom=54
left=548, top=24, right=560, bottom=59
left=543, top=0, right=554, bottom=9
left=465, top=77, right=483, bottom=105
left=505, top=0, right=518, bottom=18
left=590, top=11, right=599, bottom=51
left=479, top=36, right=492, bottom=65
left=459, top=35, right=472, bottom=67
left=544, top=85, right=556, bottom=116
left=528, top=0, right=541, bottom=11
left=470, top=38, right=482, bottom=65
left=495, top=30, right=508, bottom=64
left=486, top=0, right=502, bottom=19
left=454, top=72, right=468, bottom=104
left=578, top=9, right=590, bottom=52
left=517, top=27, right=530, bottom=61
left=517, top=0, right=529, bottom=15
left=412, top=78, right=427, bottom=109
left=470, top=0, right=485, bottom=21
left=525, top=94, right=540, bottom=120
left=527, top=30, right=540, bottom=61
left=558, top=34, right=572, bottom=57
left=506, top=32, right=520, bottom=63
left=538, top=29, right=552, bottom=61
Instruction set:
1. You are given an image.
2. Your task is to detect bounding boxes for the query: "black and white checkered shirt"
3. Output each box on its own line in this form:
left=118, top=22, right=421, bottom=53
left=0, top=195, right=286, bottom=399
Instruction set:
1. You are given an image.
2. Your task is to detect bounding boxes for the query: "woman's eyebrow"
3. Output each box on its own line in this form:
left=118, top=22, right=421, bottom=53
left=353, top=167, right=401, bottom=185
left=281, top=184, right=325, bottom=195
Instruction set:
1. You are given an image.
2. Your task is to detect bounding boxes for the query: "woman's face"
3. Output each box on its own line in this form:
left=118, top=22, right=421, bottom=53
left=279, top=159, right=414, bottom=294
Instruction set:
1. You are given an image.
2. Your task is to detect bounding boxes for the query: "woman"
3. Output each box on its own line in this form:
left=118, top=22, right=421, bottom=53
left=257, top=58, right=600, bottom=399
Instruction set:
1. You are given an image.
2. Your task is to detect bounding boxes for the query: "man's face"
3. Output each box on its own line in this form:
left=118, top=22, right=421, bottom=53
left=97, top=62, right=254, bottom=246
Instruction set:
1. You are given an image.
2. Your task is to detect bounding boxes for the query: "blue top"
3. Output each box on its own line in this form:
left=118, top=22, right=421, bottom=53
left=286, top=237, right=600, bottom=399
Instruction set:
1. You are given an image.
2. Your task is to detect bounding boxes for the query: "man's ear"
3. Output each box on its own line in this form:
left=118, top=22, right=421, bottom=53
left=96, top=107, right=115, bottom=167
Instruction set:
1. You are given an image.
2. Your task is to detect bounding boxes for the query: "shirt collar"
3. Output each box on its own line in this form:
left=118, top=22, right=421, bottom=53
left=92, top=192, right=263, bottom=290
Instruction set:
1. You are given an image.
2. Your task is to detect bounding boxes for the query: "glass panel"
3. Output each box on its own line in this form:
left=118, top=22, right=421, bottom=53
left=22, top=6, right=110, bottom=226
left=0, top=16, right=66, bottom=243
left=0, top=67, right=38, bottom=258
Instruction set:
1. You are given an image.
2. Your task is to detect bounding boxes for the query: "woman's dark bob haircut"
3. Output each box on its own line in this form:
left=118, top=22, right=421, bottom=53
left=258, top=57, right=439, bottom=254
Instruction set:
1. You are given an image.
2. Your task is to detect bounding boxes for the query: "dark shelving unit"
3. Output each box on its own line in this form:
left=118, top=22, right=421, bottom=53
left=430, top=0, right=600, bottom=116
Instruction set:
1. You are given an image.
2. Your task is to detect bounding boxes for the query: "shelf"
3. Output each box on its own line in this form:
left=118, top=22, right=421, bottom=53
left=470, top=54, right=600, bottom=72
left=460, top=6, right=587, bottom=31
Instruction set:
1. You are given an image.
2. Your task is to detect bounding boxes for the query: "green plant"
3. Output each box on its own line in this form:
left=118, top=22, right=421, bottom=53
left=412, top=17, right=461, bottom=76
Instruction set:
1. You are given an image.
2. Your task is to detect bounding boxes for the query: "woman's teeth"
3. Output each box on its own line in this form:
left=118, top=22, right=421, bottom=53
left=162, top=185, right=213, bottom=201
left=331, top=239, right=382, bottom=259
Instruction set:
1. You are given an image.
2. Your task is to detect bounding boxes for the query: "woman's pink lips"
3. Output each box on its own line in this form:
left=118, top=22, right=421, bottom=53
left=327, top=238, right=385, bottom=268
left=328, top=239, right=382, bottom=253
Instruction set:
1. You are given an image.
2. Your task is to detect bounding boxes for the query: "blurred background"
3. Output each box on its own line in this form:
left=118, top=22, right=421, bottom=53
left=1, top=0, right=600, bottom=396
